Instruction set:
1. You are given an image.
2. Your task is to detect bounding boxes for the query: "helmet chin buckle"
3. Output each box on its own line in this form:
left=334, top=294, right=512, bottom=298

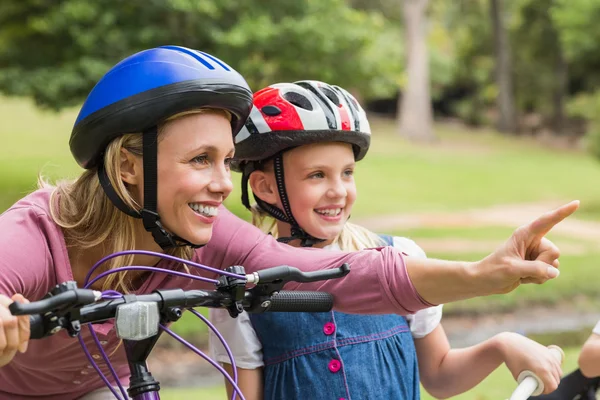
left=140, top=209, right=178, bottom=250
left=140, top=208, right=205, bottom=250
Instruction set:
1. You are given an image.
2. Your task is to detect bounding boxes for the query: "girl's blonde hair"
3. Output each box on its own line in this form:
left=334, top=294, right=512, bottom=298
left=43, top=108, right=230, bottom=293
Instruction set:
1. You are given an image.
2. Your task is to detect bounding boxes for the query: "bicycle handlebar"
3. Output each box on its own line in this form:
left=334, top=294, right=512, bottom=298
left=10, top=264, right=347, bottom=340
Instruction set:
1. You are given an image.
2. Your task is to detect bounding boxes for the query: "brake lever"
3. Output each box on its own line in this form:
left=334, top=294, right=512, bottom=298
left=243, top=264, right=350, bottom=313
left=246, top=263, right=350, bottom=286
left=9, top=281, right=101, bottom=337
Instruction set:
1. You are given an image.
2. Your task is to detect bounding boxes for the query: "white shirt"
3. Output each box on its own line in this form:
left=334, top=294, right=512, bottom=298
left=208, top=236, right=443, bottom=369
left=593, top=320, right=600, bottom=335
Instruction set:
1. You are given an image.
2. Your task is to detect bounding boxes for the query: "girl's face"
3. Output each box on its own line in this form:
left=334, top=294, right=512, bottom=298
left=130, top=111, right=235, bottom=246
left=280, top=142, right=357, bottom=243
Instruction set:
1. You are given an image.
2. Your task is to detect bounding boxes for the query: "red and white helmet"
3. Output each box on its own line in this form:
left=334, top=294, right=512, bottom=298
left=233, top=80, right=371, bottom=170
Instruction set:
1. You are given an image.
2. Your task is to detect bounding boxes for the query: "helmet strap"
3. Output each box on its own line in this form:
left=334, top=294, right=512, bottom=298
left=264, top=153, right=326, bottom=247
left=98, top=127, right=203, bottom=250
left=239, top=154, right=325, bottom=247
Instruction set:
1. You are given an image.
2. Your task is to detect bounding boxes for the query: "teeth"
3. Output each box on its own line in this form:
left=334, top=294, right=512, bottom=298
left=189, top=203, right=219, bottom=217
left=316, top=208, right=342, bottom=216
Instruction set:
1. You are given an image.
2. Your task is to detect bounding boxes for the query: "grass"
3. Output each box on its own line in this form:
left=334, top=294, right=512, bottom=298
left=353, top=118, right=600, bottom=217
left=161, top=385, right=225, bottom=400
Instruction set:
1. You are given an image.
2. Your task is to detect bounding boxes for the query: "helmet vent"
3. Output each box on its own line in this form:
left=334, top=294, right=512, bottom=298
left=261, top=105, right=282, bottom=116
left=319, top=86, right=341, bottom=106
left=282, top=91, right=313, bottom=111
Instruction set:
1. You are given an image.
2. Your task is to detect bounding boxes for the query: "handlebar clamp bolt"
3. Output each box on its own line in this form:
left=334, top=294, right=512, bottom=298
left=260, top=300, right=271, bottom=309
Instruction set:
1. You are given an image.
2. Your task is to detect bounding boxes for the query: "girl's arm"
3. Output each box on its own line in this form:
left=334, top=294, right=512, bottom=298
left=578, top=331, right=600, bottom=377
left=222, top=364, right=264, bottom=400
left=416, top=327, right=562, bottom=399
left=207, top=309, right=265, bottom=399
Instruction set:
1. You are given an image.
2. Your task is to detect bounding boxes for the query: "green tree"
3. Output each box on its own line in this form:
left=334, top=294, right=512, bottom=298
left=0, top=0, right=394, bottom=110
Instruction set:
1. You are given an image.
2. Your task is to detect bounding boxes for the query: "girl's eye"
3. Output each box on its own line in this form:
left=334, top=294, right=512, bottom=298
left=344, top=169, right=354, bottom=177
left=191, top=154, right=209, bottom=164
left=309, top=172, right=325, bottom=179
left=225, top=158, right=233, bottom=168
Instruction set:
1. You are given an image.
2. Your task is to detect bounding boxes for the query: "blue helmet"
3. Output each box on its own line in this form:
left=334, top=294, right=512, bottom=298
left=70, top=46, right=253, bottom=250
left=70, top=45, right=252, bottom=169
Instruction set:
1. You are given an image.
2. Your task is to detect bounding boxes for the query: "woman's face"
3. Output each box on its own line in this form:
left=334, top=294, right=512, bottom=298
left=277, top=142, right=357, bottom=242
left=148, top=111, right=234, bottom=245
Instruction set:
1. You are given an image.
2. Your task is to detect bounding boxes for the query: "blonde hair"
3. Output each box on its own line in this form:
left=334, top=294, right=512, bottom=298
left=44, top=108, right=231, bottom=293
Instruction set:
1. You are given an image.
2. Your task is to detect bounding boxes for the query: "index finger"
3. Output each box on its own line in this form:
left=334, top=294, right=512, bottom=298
left=11, top=295, right=30, bottom=349
left=525, top=200, right=580, bottom=239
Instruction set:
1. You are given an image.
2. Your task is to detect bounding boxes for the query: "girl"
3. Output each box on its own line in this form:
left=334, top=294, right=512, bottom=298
left=0, top=47, right=573, bottom=399
left=210, top=80, right=564, bottom=399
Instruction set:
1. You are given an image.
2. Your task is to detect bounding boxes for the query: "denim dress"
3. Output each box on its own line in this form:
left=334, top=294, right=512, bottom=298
left=248, top=311, right=419, bottom=400
left=248, top=234, right=420, bottom=399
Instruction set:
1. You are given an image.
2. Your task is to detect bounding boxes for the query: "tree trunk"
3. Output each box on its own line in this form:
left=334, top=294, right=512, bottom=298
left=398, top=0, right=436, bottom=142
left=552, top=33, right=568, bottom=135
left=490, top=0, right=517, bottom=133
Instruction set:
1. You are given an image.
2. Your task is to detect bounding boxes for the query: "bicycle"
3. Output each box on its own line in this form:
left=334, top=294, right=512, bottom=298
left=9, top=248, right=351, bottom=400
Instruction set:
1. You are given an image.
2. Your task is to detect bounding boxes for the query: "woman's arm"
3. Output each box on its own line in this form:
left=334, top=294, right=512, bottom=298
left=205, top=201, right=577, bottom=315
left=222, top=364, right=263, bottom=400
left=0, top=203, right=61, bottom=366
left=579, top=332, right=600, bottom=377
left=416, top=328, right=562, bottom=398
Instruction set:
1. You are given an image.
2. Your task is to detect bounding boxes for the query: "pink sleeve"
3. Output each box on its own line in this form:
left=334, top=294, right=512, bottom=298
left=0, top=206, right=54, bottom=300
left=198, top=207, right=433, bottom=315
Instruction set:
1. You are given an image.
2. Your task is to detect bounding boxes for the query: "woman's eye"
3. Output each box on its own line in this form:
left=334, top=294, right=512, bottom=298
left=309, top=172, right=325, bottom=179
left=344, top=169, right=354, bottom=177
left=191, top=154, right=209, bottom=164
left=225, top=158, right=233, bottom=168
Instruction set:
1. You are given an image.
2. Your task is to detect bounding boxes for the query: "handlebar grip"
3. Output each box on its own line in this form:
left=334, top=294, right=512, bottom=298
left=266, top=291, right=334, bottom=312
left=511, top=345, right=565, bottom=399
left=29, top=314, right=46, bottom=340
left=547, top=345, right=565, bottom=363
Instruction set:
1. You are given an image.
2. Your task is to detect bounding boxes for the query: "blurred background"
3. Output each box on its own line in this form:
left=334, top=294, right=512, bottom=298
left=2, top=0, right=600, bottom=398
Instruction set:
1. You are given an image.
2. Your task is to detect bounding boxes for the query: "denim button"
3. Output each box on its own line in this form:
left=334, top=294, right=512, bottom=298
left=323, top=322, right=336, bottom=335
left=328, top=359, right=341, bottom=373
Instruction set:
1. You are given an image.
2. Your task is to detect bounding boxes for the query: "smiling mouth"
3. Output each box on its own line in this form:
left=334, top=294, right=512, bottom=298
left=314, top=208, right=342, bottom=217
left=188, top=203, right=219, bottom=218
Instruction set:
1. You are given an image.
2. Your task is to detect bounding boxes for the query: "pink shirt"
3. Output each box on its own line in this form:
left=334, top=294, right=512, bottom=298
left=0, top=189, right=430, bottom=399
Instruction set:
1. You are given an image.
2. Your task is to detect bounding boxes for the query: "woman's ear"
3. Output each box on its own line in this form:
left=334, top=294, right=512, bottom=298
left=248, top=170, right=279, bottom=205
left=120, top=148, right=142, bottom=185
